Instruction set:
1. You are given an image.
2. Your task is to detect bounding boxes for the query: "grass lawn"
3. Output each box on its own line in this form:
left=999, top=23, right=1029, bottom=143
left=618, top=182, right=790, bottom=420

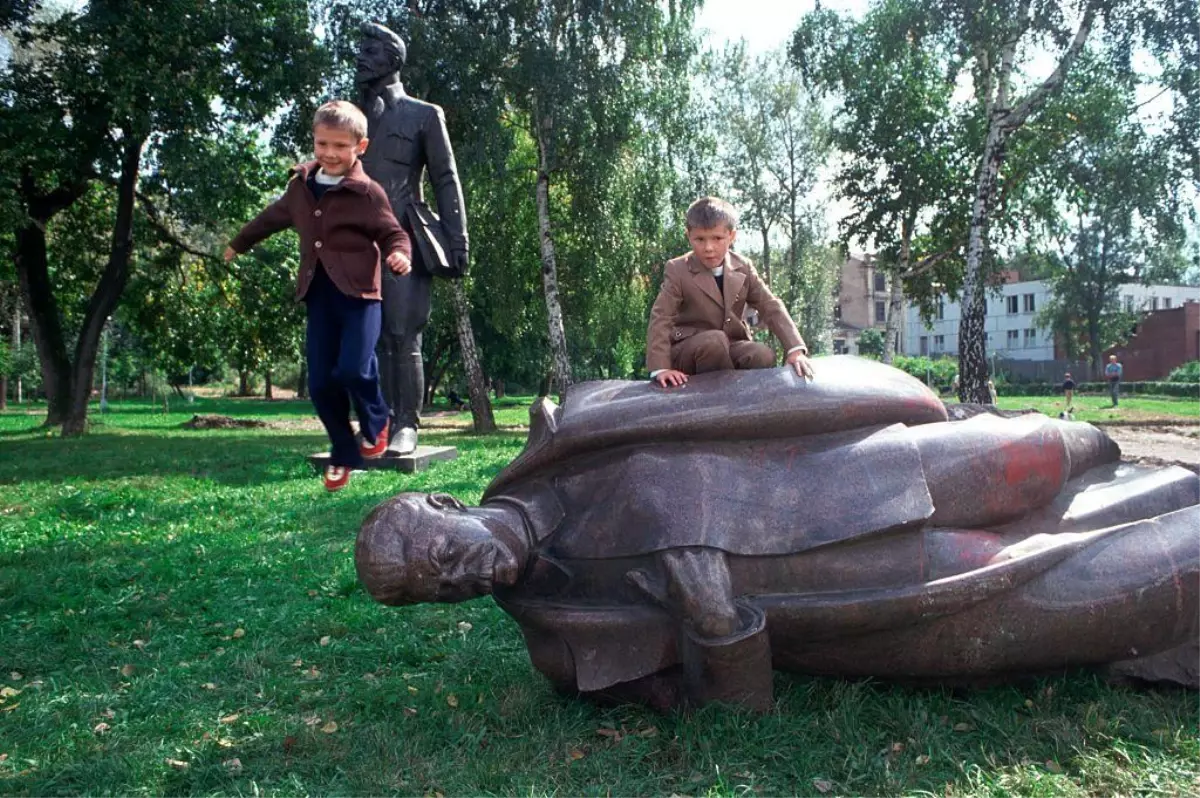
left=993, top=392, right=1199, bottom=424
left=1, top=396, right=1197, bottom=796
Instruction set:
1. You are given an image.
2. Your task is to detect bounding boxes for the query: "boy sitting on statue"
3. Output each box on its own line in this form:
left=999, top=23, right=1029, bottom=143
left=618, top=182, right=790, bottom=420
left=646, top=197, right=814, bottom=388
left=225, top=101, right=412, bottom=492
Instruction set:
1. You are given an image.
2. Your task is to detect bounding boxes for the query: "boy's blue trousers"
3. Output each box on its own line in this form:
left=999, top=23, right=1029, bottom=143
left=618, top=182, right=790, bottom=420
left=305, top=266, right=390, bottom=468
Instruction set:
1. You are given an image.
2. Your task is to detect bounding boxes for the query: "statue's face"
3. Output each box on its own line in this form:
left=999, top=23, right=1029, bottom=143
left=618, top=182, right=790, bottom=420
left=356, top=36, right=399, bottom=85
left=356, top=493, right=518, bottom=605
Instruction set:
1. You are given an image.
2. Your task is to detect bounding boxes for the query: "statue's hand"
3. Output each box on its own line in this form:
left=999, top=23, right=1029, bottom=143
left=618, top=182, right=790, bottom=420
left=451, top=248, right=469, bottom=273
left=627, top=550, right=738, bottom=639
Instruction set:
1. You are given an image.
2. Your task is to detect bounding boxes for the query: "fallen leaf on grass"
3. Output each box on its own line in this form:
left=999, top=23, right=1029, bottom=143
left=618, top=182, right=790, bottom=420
left=952, top=722, right=974, bottom=732
left=891, top=741, right=905, bottom=753
left=637, top=726, right=658, bottom=738
left=93, top=723, right=110, bottom=734
left=407, top=685, right=418, bottom=695
left=201, top=683, right=217, bottom=690
left=0, top=753, right=7, bottom=762
left=223, top=758, right=243, bottom=773
left=361, top=673, right=376, bottom=682
left=319, top=636, right=331, bottom=647
left=292, top=659, right=303, bottom=668
left=216, top=738, right=234, bottom=748
left=9, top=672, right=22, bottom=681
left=165, top=758, right=189, bottom=770
left=304, top=666, right=321, bottom=680
left=321, top=721, right=338, bottom=734
left=232, top=628, right=245, bottom=639
left=0, top=687, right=19, bottom=699
left=133, top=639, right=147, bottom=650
left=812, top=778, right=833, bottom=793
left=219, top=714, right=239, bottom=724
left=119, top=664, right=136, bottom=677
left=403, top=707, right=418, bottom=717
left=915, top=754, right=931, bottom=766
left=102, top=709, right=115, bottom=719
left=1045, top=760, right=1063, bottom=774
left=303, top=714, right=322, bottom=726
left=596, top=728, right=622, bottom=740
left=568, top=749, right=585, bottom=761
left=1, top=703, right=19, bottom=712
left=446, top=694, right=459, bottom=708
left=283, top=736, right=297, bottom=754
left=457, top=622, right=473, bottom=633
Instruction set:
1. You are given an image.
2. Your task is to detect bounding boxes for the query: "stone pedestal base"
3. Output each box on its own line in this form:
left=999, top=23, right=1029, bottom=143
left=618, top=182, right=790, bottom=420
left=307, top=446, right=458, bottom=474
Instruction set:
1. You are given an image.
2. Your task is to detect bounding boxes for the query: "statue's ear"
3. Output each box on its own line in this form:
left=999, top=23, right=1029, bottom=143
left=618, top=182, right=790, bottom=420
left=428, top=493, right=466, bottom=511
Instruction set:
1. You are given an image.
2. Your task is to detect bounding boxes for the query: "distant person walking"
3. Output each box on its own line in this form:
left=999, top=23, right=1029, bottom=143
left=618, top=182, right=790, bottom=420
left=1062, top=372, right=1076, bottom=409
left=1105, top=355, right=1123, bottom=407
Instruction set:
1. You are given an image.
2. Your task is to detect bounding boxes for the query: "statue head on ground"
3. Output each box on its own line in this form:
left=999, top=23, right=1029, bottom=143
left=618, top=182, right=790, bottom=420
left=356, top=21, right=406, bottom=87
left=356, top=492, right=525, bottom=605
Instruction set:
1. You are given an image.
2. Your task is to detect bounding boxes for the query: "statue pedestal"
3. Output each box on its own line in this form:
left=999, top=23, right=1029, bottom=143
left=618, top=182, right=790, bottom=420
left=308, top=446, right=458, bottom=474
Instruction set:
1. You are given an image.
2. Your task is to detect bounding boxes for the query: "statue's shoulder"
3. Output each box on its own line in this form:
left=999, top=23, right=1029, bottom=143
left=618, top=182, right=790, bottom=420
left=395, top=94, right=444, bottom=120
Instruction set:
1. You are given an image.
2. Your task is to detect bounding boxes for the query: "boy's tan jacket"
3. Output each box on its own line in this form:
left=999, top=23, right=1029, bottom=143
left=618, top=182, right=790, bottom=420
left=646, top=251, right=805, bottom=373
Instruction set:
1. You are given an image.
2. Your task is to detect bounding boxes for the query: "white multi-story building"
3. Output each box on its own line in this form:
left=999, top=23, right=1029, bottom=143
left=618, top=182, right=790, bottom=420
left=904, top=279, right=1200, bottom=360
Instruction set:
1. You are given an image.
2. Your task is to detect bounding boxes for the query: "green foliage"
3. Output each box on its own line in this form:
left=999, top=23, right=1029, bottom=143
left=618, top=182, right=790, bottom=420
left=1167, top=361, right=1200, bottom=383
left=855, top=327, right=885, bottom=359
left=893, top=354, right=958, bottom=388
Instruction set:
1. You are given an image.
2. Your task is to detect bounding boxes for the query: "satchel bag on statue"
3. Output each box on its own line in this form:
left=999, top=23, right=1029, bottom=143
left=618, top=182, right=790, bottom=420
left=405, top=202, right=466, bottom=279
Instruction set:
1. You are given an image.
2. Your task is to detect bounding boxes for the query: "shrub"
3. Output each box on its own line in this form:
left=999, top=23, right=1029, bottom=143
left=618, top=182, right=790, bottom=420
left=1167, top=361, right=1200, bottom=383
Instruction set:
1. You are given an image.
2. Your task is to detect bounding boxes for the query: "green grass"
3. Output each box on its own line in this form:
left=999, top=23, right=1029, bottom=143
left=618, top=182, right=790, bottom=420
left=992, top=393, right=1199, bottom=423
left=1, top=397, right=1197, bottom=796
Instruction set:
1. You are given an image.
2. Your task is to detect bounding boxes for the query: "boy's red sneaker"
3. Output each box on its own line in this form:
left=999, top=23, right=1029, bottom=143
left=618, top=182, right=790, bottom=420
left=360, top=420, right=389, bottom=459
left=324, top=465, right=351, bottom=492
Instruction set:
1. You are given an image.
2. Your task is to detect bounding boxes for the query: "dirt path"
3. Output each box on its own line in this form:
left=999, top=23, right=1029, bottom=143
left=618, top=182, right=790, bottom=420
left=1099, top=424, right=1200, bottom=472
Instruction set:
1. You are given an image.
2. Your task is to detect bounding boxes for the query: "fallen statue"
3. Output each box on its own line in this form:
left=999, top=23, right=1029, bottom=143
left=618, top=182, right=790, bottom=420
left=356, top=356, right=1199, bottom=710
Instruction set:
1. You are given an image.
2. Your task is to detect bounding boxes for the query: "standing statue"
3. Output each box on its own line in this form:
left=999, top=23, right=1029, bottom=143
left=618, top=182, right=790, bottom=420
left=356, top=357, right=1200, bottom=710
left=355, top=22, right=469, bottom=454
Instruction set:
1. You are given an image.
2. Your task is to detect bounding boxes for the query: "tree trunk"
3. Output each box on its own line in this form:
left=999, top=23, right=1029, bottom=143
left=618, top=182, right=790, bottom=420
left=958, top=119, right=1006, bottom=404
left=533, top=104, right=574, bottom=394
left=0, top=376, right=7, bottom=410
left=62, top=139, right=145, bottom=436
left=450, top=278, right=496, bottom=433
left=883, top=216, right=913, bottom=366
left=264, top=367, right=273, bottom=400
left=297, top=358, right=308, bottom=399
left=239, top=370, right=250, bottom=396
left=15, top=219, right=73, bottom=425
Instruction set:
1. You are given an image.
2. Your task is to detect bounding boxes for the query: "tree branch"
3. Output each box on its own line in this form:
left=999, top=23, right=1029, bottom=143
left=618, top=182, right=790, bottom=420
left=1007, top=0, right=1098, bottom=131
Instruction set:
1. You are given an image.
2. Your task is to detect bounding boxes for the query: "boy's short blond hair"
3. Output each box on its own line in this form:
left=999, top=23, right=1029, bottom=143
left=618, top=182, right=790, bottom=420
left=686, top=196, right=739, bottom=231
left=313, top=100, right=368, bottom=142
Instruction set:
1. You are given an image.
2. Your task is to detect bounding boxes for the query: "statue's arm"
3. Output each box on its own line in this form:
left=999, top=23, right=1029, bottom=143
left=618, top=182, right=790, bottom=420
left=627, top=548, right=773, bottom=710
left=423, top=107, right=469, bottom=254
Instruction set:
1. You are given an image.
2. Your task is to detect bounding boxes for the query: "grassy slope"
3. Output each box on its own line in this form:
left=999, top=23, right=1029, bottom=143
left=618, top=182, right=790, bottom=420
left=0, top=397, right=1196, bottom=796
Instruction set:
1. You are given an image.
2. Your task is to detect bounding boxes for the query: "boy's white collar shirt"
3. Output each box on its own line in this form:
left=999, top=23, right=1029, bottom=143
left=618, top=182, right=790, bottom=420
left=314, top=168, right=345, bottom=185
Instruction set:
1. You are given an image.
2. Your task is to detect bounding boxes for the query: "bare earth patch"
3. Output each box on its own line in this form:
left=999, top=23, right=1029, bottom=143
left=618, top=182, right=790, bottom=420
left=1100, top=424, right=1200, bottom=473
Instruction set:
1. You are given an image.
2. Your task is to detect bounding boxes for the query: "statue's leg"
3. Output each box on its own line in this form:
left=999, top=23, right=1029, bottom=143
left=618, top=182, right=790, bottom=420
left=377, top=270, right=432, bottom=453
left=728, top=340, right=775, bottom=370
left=671, top=330, right=734, bottom=374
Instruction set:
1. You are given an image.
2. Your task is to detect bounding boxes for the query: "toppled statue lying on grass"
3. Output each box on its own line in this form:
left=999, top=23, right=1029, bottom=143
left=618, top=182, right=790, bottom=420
left=356, top=356, right=1200, bottom=710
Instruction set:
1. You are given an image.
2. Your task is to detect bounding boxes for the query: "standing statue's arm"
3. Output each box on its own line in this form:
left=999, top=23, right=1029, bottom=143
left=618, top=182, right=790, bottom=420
left=423, top=107, right=469, bottom=256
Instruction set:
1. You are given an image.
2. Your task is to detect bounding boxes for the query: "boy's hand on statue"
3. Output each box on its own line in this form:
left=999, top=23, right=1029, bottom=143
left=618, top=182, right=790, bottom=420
left=788, top=351, right=814, bottom=380
left=223, top=246, right=237, bottom=263
left=386, top=251, right=411, bottom=275
left=654, top=369, right=689, bottom=388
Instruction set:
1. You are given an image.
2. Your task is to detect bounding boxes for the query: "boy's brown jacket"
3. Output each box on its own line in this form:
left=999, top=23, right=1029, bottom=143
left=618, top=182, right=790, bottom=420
left=230, top=160, right=410, bottom=301
left=646, top=251, right=806, bottom=373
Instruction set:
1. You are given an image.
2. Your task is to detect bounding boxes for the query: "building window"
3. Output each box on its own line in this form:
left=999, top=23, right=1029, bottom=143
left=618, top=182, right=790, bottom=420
left=935, top=300, right=945, bottom=320
left=1023, top=328, right=1037, bottom=348
left=873, top=272, right=886, bottom=293
left=1006, top=295, right=1019, bottom=314
left=1125, top=294, right=1134, bottom=311
left=919, top=336, right=928, bottom=355
left=1151, top=296, right=1159, bottom=310
left=933, top=335, right=944, bottom=352
left=833, top=339, right=846, bottom=354
left=1006, top=329, right=1019, bottom=348
left=875, top=301, right=886, bottom=323
left=1023, top=293, right=1035, bottom=312
left=1164, top=297, right=1172, bottom=309
left=833, top=304, right=842, bottom=320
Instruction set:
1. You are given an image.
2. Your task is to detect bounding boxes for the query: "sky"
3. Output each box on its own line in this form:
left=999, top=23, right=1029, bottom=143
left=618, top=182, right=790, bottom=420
left=694, top=0, right=867, bottom=55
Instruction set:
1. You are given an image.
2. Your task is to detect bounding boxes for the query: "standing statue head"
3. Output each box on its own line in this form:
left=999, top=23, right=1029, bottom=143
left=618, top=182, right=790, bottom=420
left=356, top=21, right=406, bottom=87
left=355, top=493, right=527, bottom=605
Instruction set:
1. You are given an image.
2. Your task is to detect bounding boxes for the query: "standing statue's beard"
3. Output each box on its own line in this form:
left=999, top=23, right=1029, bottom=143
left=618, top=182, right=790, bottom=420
left=355, top=65, right=393, bottom=89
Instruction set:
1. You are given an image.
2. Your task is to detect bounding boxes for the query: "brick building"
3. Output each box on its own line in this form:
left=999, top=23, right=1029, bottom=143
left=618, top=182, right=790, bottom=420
left=1104, top=302, right=1200, bottom=381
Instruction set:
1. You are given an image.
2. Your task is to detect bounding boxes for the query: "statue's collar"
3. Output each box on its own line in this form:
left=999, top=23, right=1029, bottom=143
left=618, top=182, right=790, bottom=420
left=377, top=81, right=408, bottom=108
left=484, top=479, right=564, bottom=547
